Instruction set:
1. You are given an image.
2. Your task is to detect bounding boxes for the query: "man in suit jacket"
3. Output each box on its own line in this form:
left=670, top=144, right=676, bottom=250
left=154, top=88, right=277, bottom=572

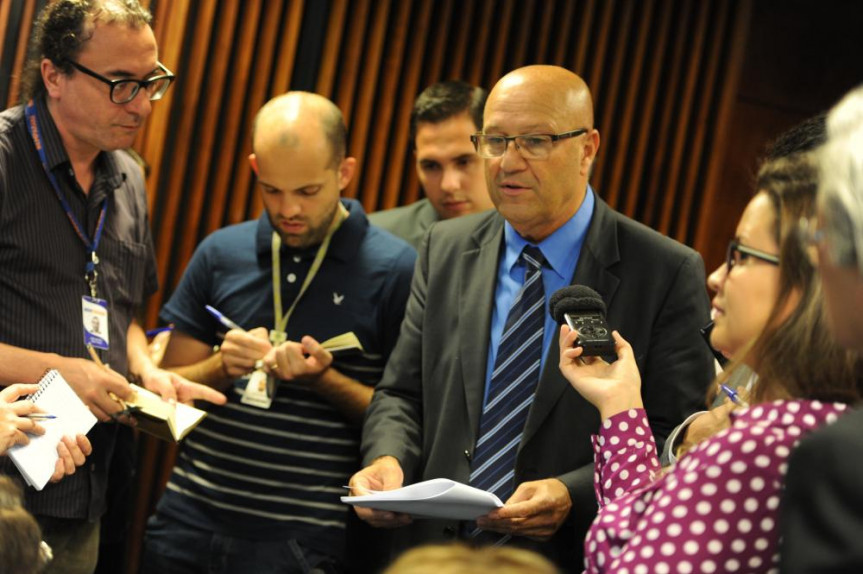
left=780, top=86, right=863, bottom=574
left=350, top=65, right=715, bottom=570
left=369, top=81, right=494, bottom=247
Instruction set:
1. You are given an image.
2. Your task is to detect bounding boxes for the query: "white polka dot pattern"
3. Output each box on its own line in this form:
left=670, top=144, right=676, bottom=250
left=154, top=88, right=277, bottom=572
left=582, top=400, right=848, bottom=573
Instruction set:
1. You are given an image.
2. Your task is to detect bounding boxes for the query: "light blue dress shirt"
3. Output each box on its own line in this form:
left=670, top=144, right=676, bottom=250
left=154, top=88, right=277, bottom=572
left=483, top=186, right=595, bottom=406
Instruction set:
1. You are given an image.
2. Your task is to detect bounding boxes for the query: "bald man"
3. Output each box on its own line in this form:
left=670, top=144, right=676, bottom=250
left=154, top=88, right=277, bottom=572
left=140, top=92, right=416, bottom=573
left=351, top=66, right=715, bottom=569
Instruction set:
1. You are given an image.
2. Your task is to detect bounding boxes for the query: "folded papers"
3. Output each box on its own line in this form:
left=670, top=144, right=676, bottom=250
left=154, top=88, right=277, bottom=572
left=341, top=478, right=503, bottom=520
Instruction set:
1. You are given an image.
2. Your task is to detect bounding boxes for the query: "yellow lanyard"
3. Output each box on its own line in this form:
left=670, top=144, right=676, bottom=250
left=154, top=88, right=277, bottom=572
left=270, top=203, right=348, bottom=345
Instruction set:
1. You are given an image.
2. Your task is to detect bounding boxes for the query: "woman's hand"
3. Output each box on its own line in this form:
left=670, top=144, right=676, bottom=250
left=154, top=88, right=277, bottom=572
left=0, top=384, right=43, bottom=454
left=558, top=325, right=644, bottom=419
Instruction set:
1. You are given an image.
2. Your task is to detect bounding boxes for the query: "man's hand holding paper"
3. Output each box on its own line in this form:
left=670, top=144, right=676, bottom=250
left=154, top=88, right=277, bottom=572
left=476, top=478, right=572, bottom=541
left=348, top=455, right=413, bottom=528
left=264, top=335, right=333, bottom=386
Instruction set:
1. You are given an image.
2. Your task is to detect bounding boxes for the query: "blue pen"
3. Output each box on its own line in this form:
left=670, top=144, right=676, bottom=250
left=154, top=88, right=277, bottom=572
left=145, top=325, right=175, bottom=338
left=205, top=305, right=242, bottom=331
left=720, top=384, right=748, bottom=407
left=27, top=414, right=57, bottom=420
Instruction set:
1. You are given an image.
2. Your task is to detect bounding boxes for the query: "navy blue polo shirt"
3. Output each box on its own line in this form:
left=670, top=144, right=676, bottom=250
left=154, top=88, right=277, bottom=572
left=157, top=198, right=415, bottom=557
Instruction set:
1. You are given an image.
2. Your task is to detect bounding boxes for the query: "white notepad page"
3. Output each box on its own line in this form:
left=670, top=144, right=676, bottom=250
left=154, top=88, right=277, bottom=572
left=7, top=369, right=98, bottom=490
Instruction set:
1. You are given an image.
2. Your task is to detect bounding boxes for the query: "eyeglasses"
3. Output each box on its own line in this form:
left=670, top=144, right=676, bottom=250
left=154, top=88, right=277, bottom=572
left=726, top=239, right=780, bottom=271
left=470, top=128, right=588, bottom=160
left=64, top=59, right=175, bottom=104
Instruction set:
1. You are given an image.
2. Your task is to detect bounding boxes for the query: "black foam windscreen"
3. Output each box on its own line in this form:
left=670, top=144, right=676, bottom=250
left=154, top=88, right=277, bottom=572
left=548, top=285, right=607, bottom=324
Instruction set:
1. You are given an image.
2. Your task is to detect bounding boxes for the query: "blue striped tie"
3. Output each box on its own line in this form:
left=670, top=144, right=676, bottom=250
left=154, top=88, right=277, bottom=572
left=469, top=245, right=545, bottom=539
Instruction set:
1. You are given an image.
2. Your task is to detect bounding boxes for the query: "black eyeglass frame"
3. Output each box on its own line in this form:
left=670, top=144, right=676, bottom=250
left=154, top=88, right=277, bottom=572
left=726, top=239, right=780, bottom=271
left=63, top=59, right=175, bottom=104
left=470, top=128, right=589, bottom=159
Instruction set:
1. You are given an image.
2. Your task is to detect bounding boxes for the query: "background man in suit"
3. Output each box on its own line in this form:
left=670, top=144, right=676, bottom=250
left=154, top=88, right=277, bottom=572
left=780, top=85, right=863, bottom=573
left=350, top=65, right=716, bottom=570
left=369, top=81, right=494, bottom=247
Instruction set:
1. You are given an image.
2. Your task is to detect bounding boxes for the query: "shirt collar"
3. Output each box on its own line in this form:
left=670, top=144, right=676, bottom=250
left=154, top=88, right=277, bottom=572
left=502, top=186, right=595, bottom=278
left=255, top=198, right=368, bottom=262
left=35, top=94, right=125, bottom=192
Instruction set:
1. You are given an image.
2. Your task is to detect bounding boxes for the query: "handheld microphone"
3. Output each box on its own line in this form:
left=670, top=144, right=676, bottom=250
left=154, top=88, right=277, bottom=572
left=548, top=285, right=616, bottom=357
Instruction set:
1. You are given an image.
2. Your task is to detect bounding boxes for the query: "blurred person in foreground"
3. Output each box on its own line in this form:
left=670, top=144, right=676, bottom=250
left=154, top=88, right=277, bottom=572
left=383, top=543, right=559, bottom=574
left=780, top=85, right=863, bottom=573
left=0, top=475, right=47, bottom=574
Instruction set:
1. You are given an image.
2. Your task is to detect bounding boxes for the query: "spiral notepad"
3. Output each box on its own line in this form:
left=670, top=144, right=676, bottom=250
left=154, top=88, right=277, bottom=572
left=7, top=369, right=97, bottom=490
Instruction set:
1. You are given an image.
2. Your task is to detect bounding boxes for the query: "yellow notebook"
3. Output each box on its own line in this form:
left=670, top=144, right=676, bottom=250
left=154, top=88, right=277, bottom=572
left=321, top=332, right=363, bottom=354
left=125, top=384, right=207, bottom=443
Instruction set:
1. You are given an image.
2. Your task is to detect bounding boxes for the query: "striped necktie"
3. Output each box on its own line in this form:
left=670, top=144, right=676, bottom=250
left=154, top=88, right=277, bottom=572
left=469, top=245, right=546, bottom=524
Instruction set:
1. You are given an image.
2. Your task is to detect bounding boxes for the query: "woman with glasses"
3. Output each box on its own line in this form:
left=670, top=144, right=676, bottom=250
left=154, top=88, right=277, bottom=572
left=558, top=152, right=862, bottom=573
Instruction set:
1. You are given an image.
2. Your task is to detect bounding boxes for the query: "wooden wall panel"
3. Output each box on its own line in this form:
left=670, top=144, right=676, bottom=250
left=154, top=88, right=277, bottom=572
left=1, top=1, right=761, bottom=572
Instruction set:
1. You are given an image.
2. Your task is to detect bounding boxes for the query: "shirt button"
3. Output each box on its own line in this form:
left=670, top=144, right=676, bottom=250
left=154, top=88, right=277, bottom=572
left=293, top=256, right=301, bottom=263
left=286, top=273, right=297, bottom=283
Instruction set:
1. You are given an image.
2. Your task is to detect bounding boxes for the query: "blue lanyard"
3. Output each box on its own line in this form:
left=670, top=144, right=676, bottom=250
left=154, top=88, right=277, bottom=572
left=25, top=100, right=108, bottom=297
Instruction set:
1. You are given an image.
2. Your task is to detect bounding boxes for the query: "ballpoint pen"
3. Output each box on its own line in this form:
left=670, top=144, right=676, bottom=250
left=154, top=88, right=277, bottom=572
left=145, top=325, right=175, bottom=338
left=205, top=305, right=242, bottom=331
left=26, top=414, right=57, bottom=420
left=720, top=383, right=749, bottom=407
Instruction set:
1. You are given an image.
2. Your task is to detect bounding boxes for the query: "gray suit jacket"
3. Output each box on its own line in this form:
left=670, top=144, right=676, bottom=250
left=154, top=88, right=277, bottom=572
left=368, top=198, right=439, bottom=249
left=362, top=198, right=715, bottom=569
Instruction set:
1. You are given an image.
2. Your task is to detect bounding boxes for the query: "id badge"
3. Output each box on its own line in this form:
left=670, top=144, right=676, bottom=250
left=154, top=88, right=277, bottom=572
left=82, top=296, right=109, bottom=350
left=241, top=369, right=276, bottom=409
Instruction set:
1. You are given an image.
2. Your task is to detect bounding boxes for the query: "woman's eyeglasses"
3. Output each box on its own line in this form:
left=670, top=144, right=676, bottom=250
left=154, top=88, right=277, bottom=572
left=726, top=239, right=780, bottom=271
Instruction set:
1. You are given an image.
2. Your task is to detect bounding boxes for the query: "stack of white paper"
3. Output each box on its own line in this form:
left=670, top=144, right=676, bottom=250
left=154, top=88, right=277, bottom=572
left=341, top=478, right=503, bottom=520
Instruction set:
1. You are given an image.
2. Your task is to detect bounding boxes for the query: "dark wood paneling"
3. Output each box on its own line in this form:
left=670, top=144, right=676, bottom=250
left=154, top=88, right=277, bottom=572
left=9, top=2, right=820, bottom=572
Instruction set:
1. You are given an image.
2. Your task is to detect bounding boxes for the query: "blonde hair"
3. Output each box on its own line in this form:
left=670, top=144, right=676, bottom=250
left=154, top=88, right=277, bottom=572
left=383, top=543, right=560, bottom=574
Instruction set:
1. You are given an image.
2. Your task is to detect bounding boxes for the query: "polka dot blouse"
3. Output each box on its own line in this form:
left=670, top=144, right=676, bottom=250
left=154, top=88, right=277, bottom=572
left=583, top=400, right=848, bottom=574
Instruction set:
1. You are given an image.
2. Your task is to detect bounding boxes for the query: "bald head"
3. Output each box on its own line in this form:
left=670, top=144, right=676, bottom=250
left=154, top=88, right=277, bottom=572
left=252, top=92, right=347, bottom=168
left=487, top=65, right=594, bottom=130
left=250, top=92, right=356, bottom=249
left=481, top=65, right=601, bottom=242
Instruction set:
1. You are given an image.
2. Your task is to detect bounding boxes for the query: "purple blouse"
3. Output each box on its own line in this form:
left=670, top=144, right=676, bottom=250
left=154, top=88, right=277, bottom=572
left=584, top=400, right=848, bottom=574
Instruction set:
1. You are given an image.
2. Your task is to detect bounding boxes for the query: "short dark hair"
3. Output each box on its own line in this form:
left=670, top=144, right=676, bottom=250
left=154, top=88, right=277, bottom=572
left=409, top=81, right=487, bottom=148
left=764, top=113, right=827, bottom=160
left=20, top=0, right=152, bottom=103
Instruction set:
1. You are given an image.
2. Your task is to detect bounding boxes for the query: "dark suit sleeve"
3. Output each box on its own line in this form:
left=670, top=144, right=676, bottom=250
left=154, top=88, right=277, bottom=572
left=780, top=413, right=863, bottom=573
left=637, top=250, right=715, bottom=453
left=360, top=233, right=429, bottom=477
left=378, top=247, right=419, bottom=359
